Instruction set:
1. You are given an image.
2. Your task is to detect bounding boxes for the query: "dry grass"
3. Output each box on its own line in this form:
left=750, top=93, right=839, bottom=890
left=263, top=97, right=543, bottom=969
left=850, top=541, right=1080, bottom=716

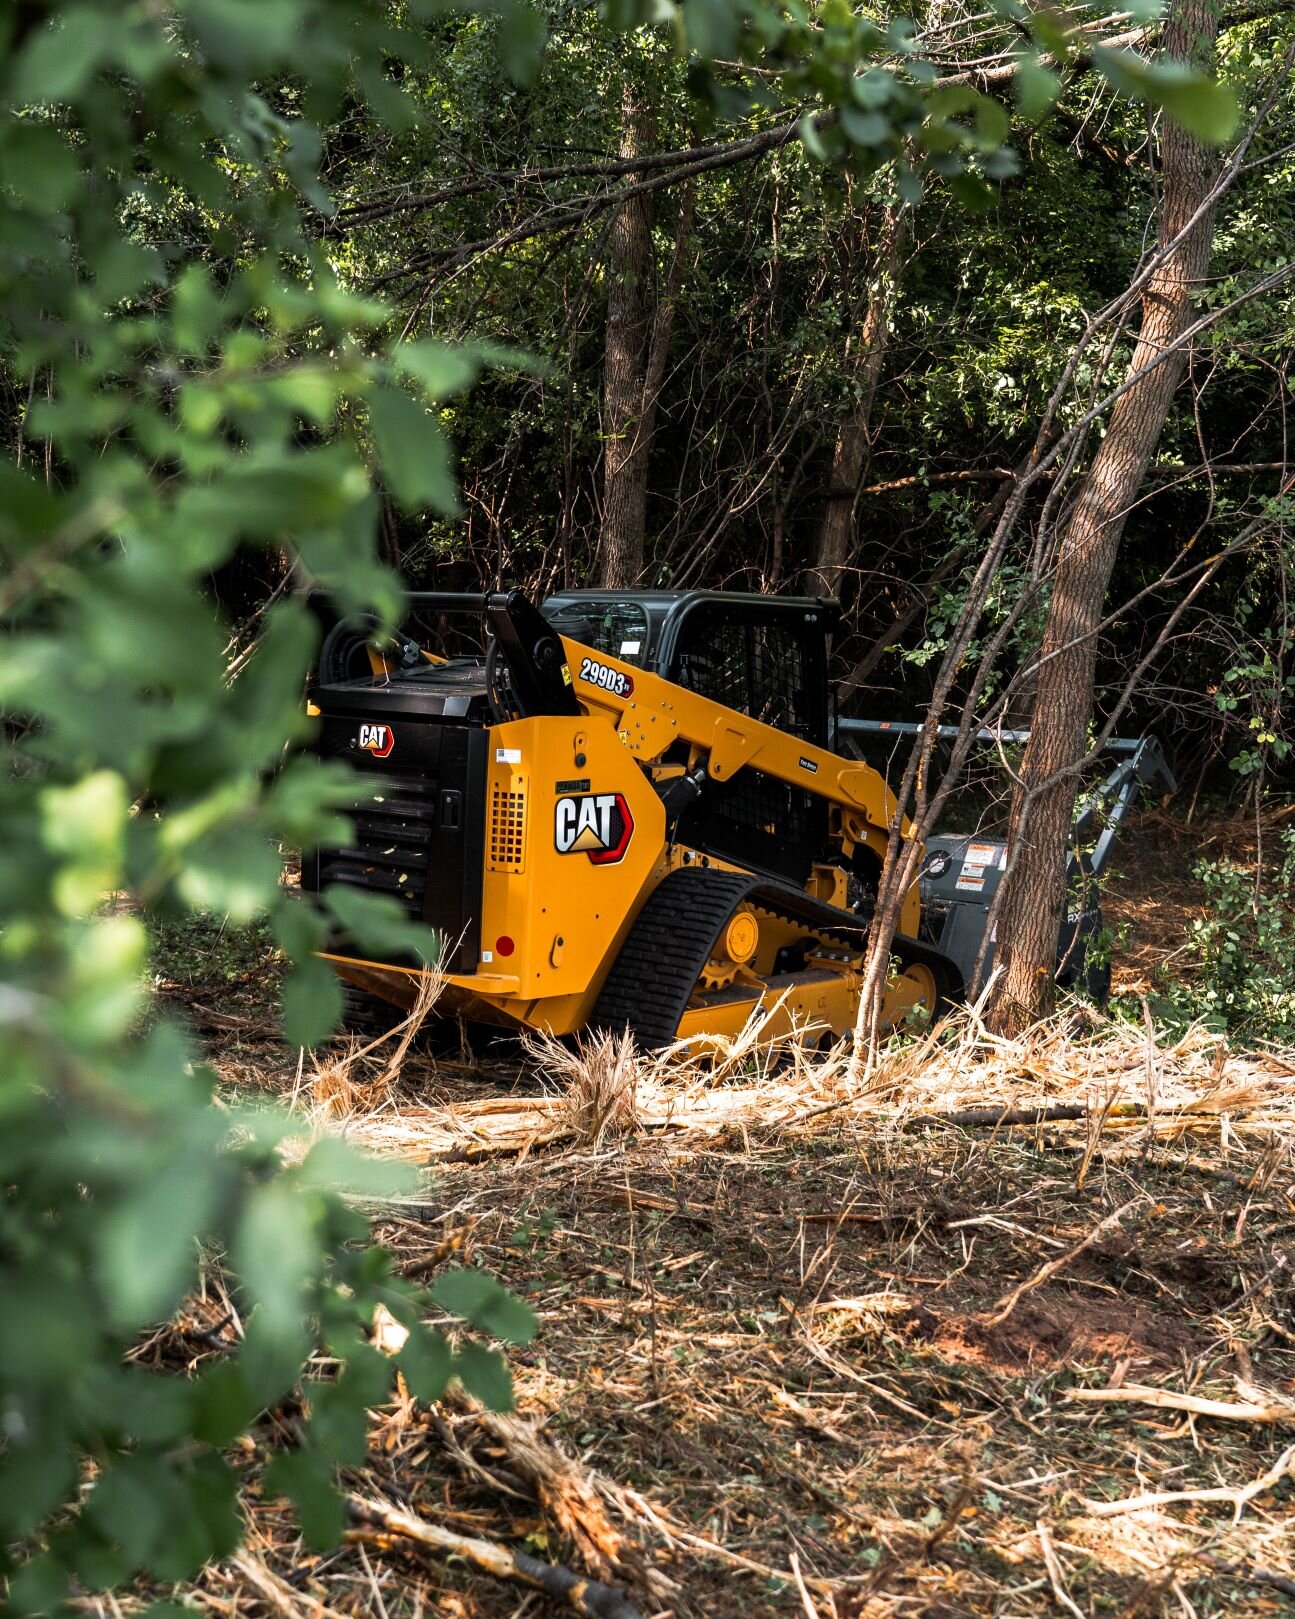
left=528, top=1028, right=645, bottom=1149
left=151, top=998, right=1295, bottom=1619
left=330, top=1002, right=1295, bottom=1179
left=142, top=824, right=1295, bottom=1619
left=306, top=964, right=448, bottom=1122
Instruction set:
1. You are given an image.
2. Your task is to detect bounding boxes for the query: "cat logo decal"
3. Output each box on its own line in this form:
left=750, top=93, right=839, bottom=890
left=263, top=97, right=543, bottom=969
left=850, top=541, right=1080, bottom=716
left=357, top=723, right=395, bottom=758
left=554, top=792, right=634, bottom=864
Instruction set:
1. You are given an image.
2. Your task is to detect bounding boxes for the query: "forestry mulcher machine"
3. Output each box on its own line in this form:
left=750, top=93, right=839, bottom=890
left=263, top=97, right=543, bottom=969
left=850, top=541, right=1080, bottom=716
left=303, top=590, right=1172, bottom=1049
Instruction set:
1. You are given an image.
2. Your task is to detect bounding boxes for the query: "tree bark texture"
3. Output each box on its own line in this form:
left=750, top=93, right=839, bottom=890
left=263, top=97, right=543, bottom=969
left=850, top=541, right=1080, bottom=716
left=806, top=200, right=907, bottom=600
left=597, top=84, right=657, bottom=589
left=987, top=0, right=1220, bottom=1032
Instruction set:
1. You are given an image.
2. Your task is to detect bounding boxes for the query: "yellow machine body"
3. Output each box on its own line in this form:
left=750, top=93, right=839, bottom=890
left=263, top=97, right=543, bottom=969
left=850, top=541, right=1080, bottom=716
left=321, top=630, right=939, bottom=1049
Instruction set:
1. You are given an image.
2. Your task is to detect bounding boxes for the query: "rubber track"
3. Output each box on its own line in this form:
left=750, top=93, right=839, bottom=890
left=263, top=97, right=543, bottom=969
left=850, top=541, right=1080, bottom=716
left=590, top=869, right=762, bottom=1050
left=590, top=868, right=964, bottom=1051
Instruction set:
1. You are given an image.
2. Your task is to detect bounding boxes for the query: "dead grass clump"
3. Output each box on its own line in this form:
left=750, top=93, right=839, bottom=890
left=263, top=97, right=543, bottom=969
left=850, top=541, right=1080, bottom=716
left=527, top=1028, right=644, bottom=1148
left=308, top=965, right=446, bottom=1122
left=658, top=995, right=846, bottom=1091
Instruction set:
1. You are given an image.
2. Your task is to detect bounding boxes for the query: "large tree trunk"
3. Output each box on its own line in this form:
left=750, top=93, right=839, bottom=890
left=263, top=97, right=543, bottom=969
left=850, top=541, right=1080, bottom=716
left=987, top=0, right=1219, bottom=1032
left=805, top=200, right=906, bottom=599
left=597, top=83, right=656, bottom=589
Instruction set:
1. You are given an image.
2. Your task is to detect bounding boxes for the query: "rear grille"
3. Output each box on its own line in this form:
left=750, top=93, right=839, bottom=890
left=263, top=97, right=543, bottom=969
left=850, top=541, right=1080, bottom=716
left=319, top=773, right=438, bottom=922
left=306, top=719, right=486, bottom=972
left=488, top=780, right=526, bottom=872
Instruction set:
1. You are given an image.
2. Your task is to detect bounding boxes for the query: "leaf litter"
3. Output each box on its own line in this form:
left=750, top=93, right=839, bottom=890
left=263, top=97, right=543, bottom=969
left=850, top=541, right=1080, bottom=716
left=123, top=829, right=1295, bottom=1619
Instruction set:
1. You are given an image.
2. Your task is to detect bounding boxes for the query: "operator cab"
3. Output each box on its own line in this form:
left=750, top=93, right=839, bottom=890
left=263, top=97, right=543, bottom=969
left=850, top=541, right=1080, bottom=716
left=539, top=589, right=838, bottom=749
left=308, top=587, right=838, bottom=747
left=541, top=590, right=839, bottom=885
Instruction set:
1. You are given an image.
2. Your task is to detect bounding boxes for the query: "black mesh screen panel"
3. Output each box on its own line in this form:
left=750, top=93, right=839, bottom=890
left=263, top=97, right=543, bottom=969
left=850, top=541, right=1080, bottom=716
left=669, top=605, right=828, bottom=882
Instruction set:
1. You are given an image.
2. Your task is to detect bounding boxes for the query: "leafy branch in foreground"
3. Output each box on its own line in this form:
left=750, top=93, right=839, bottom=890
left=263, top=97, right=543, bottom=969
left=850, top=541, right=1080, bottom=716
left=0, top=1, right=536, bottom=1606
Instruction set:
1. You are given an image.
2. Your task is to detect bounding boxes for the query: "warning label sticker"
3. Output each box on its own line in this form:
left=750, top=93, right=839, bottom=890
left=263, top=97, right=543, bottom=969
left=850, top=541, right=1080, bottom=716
left=956, top=840, right=1001, bottom=893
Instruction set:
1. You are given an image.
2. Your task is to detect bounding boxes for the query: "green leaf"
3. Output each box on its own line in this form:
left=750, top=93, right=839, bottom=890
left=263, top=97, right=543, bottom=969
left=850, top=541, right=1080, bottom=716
left=282, top=955, right=344, bottom=1046
left=897, top=166, right=924, bottom=205
left=431, top=1266, right=498, bottom=1320
left=189, top=1361, right=259, bottom=1447
left=172, top=266, right=227, bottom=355
left=949, top=173, right=995, bottom=212
left=1154, top=75, right=1238, bottom=143
left=682, top=0, right=739, bottom=59
left=60, top=914, right=149, bottom=1045
left=973, top=97, right=1010, bottom=151
left=393, top=341, right=481, bottom=399
left=798, top=113, right=828, bottom=162
left=99, top=1161, right=217, bottom=1330
left=263, top=1451, right=344, bottom=1550
left=236, top=1179, right=319, bottom=1344
left=5, top=1553, right=69, bottom=1616
left=3, top=122, right=83, bottom=210
left=16, top=8, right=106, bottom=100
left=496, top=0, right=550, bottom=86
left=432, top=1268, right=537, bottom=1346
left=479, top=1290, right=538, bottom=1347
left=308, top=1380, right=371, bottom=1467
left=299, top=1135, right=414, bottom=1198
left=850, top=68, right=895, bottom=109
left=1015, top=55, right=1060, bottom=121
left=0, top=1446, right=78, bottom=1539
left=40, top=770, right=128, bottom=917
left=454, top=1342, right=513, bottom=1412
left=85, top=1457, right=170, bottom=1567
left=322, top=884, right=439, bottom=965
left=399, top=1326, right=454, bottom=1403
left=173, top=824, right=283, bottom=922
left=368, top=384, right=461, bottom=514
left=1096, top=51, right=1238, bottom=143
left=840, top=106, right=891, bottom=148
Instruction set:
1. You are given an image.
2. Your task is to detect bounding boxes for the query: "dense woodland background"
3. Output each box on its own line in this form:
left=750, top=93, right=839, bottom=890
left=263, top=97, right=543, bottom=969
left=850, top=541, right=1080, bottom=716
left=199, top=4, right=1295, bottom=798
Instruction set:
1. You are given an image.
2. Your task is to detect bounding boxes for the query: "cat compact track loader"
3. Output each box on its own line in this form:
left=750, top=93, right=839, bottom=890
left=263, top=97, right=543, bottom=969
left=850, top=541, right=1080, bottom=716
left=303, top=589, right=1159, bottom=1050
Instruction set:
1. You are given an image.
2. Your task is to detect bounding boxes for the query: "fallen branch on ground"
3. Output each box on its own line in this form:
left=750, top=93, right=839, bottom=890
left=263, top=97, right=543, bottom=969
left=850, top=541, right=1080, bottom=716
left=1036, top=1519, right=1085, bottom=1619
left=1194, top=1551, right=1295, bottom=1598
left=1066, top=1382, right=1295, bottom=1424
left=983, top=1197, right=1144, bottom=1328
left=1082, top=1441, right=1295, bottom=1521
left=910, top=1102, right=1128, bottom=1129
left=345, top=1496, right=646, bottom=1619
left=448, top=1404, right=665, bottom=1594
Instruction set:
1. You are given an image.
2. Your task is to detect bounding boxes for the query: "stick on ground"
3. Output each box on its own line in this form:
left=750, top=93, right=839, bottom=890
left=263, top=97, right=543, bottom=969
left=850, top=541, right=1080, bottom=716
left=1066, top=1382, right=1295, bottom=1424
left=1083, top=1441, right=1295, bottom=1521
left=984, top=1197, right=1144, bottom=1328
left=345, top=1495, right=646, bottom=1619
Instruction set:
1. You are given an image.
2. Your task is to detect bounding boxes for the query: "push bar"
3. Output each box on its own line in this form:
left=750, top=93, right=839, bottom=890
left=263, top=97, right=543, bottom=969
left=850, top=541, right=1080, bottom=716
left=836, top=719, right=1150, bottom=757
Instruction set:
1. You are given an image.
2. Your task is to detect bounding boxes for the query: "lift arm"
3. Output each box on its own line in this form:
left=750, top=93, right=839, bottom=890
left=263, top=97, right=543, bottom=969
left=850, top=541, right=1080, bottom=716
left=557, top=636, right=906, bottom=857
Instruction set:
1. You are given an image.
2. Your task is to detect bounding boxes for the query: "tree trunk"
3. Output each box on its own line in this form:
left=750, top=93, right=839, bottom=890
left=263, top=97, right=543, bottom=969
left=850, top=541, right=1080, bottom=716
left=805, top=200, right=906, bottom=599
left=987, top=0, right=1219, bottom=1032
left=597, top=83, right=656, bottom=589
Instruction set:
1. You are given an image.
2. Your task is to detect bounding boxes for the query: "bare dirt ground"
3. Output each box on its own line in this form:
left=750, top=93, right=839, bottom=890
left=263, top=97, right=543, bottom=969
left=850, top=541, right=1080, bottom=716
left=145, top=815, right=1295, bottom=1619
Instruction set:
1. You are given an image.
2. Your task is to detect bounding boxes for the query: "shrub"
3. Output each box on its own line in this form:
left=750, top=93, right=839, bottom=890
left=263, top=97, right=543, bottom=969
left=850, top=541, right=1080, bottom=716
left=1176, top=827, right=1295, bottom=1042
